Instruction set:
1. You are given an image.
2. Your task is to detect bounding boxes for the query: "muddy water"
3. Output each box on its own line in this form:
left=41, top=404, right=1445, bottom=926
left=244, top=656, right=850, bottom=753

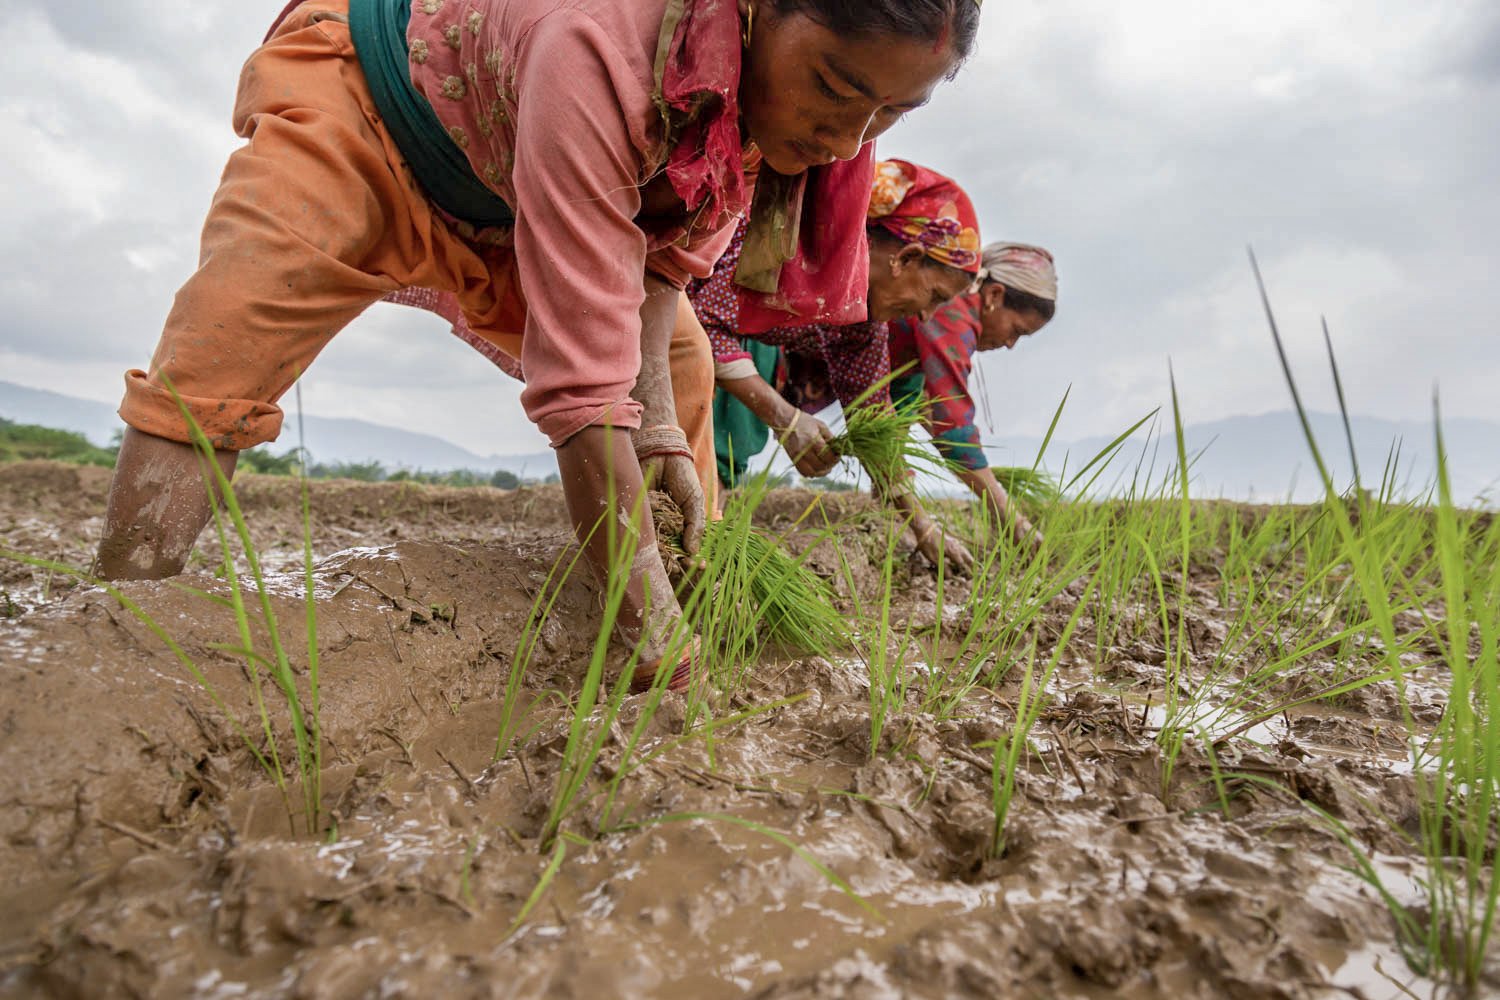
left=0, top=462, right=1489, bottom=998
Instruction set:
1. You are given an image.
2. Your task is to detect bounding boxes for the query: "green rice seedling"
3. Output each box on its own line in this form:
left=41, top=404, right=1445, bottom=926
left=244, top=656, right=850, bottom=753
left=736, top=527, right=843, bottom=652
left=989, top=466, right=1060, bottom=507
left=1058, top=410, right=1161, bottom=502
left=662, top=464, right=855, bottom=717
left=2, top=383, right=329, bottom=834
left=293, top=389, right=322, bottom=827
left=659, top=470, right=834, bottom=699
left=1153, top=354, right=1428, bottom=794
left=180, top=392, right=323, bottom=835
left=801, top=496, right=916, bottom=757
left=1252, top=254, right=1498, bottom=992
left=1322, top=318, right=1363, bottom=496
left=920, top=496, right=1093, bottom=722
left=537, top=462, right=683, bottom=849
left=1040, top=411, right=1174, bottom=664
left=1301, top=486, right=1498, bottom=992
left=1159, top=545, right=1387, bottom=750
left=675, top=491, right=845, bottom=664
left=1155, top=365, right=1196, bottom=796
left=864, top=518, right=919, bottom=757
left=491, top=511, right=606, bottom=764
left=1403, top=405, right=1500, bottom=991
left=829, top=403, right=924, bottom=491
left=1198, top=729, right=1234, bottom=819
left=504, top=831, right=585, bottom=940
left=826, top=372, right=949, bottom=492
left=990, top=574, right=1097, bottom=856
left=529, top=432, right=776, bottom=845
left=495, top=463, right=873, bottom=936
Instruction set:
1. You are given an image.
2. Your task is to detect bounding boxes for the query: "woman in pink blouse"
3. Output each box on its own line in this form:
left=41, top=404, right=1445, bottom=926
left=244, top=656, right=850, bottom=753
left=94, top=0, right=982, bottom=689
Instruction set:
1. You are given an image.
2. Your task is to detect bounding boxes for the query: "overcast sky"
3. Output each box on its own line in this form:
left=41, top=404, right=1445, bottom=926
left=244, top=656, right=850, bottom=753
left=1, top=0, right=1495, bottom=460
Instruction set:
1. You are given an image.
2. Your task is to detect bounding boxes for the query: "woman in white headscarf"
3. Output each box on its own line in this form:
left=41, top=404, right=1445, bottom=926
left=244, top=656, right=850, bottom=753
left=886, top=242, right=1057, bottom=547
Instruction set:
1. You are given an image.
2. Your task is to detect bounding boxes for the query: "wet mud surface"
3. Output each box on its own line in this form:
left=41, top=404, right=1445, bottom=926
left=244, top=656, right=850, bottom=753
left=0, top=461, right=1488, bottom=998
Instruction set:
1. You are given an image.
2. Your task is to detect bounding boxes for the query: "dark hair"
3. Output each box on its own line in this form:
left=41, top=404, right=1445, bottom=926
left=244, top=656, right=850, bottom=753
left=769, top=0, right=981, bottom=64
left=988, top=281, right=1056, bottom=322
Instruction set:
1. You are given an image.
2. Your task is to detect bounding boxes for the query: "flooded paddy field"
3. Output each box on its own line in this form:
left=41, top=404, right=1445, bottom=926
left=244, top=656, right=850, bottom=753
left=0, top=460, right=1494, bottom=999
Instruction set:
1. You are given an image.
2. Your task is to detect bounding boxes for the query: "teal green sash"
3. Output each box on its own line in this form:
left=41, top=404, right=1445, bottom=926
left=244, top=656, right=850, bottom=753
left=347, top=0, right=514, bottom=227
left=713, top=340, right=782, bottom=487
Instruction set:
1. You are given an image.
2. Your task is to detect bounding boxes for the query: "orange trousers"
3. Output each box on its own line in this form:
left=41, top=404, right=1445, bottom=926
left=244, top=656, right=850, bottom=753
left=120, top=0, right=715, bottom=497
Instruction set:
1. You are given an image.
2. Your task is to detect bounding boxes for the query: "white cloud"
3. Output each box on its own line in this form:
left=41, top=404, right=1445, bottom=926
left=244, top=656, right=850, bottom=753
left=0, top=0, right=1494, bottom=460
left=881, top=0, right=1500, bottom=439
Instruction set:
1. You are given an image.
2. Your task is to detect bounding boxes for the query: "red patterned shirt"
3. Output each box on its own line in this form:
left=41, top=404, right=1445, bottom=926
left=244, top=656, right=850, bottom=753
left=887, top=293, right=986, bottom=470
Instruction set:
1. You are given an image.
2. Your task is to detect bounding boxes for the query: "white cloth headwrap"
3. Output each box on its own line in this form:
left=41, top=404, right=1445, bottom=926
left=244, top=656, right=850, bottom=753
left=978, top=242, right=1057, bottom=302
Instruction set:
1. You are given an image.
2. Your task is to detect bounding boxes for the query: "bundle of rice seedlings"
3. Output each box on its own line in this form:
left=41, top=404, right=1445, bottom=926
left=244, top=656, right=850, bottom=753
left=723, top=526, right=844, bottom=655
left=829, top=402, right=931, bottom=491
left=991, top=466, right=1060, bottom=506
left=656, top=516, right=842, bottom=658
left=647, top=469, right=843, bottom=656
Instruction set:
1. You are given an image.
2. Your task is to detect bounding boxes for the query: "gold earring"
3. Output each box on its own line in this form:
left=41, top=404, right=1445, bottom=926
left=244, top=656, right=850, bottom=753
left=742, top=2, right=755, bottom=46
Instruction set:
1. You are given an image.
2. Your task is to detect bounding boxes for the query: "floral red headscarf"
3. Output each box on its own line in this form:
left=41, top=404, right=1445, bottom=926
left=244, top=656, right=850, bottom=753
left=866, top=159, right=982, bottom=274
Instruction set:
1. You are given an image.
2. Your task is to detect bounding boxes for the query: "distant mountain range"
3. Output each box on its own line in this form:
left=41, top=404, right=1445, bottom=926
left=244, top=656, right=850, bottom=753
left=3, top=379, right=1495, bottom=503
left=995, top=409, right=1500, bottom=505
left=0, top=380, right=557, bottom=479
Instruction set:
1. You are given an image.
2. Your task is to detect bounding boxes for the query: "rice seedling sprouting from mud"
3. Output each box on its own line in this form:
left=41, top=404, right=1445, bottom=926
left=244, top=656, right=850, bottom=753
left=0, top=384, right=329, bottom=836
left=1252, top=250, right=1499, bottom=995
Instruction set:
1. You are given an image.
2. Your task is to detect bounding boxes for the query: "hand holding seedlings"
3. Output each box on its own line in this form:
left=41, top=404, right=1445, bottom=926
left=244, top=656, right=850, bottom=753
left=637, top=429, right=706, bottom=555
left=774, top=409, right=840, bottom=478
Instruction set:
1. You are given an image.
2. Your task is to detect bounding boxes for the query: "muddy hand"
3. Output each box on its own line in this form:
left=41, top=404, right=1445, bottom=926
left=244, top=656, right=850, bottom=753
left=634, top=424, right=706, bottom=555
left=775, top=410, right=838, bottom=478
left=1013, top=513, right=1044, bottom=552
left=641, top=452, right=706, bottom=555
left=556, top=424, right=685, bottom=668
left=917, top=526, right=974, bottom=575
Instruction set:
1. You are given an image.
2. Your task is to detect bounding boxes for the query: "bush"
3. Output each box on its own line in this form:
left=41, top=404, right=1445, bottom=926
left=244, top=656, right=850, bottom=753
left=0, top=418, right=117, bottom=467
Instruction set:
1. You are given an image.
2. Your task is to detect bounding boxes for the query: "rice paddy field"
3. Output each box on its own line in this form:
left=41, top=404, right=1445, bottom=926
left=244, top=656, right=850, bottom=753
left=0, top=411, right=1495, bottom=1000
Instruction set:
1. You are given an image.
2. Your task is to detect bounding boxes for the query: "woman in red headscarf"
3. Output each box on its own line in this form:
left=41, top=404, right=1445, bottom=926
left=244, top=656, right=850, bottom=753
left=691, top=158, right=982, bottom=571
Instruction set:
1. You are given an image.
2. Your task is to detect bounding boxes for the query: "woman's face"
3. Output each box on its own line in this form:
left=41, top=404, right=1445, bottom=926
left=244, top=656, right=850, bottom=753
left=739, top=6, right=961, bottom=175
left=977, top=284, right=1052, bottom=351
left=866, top=241, right=974, bottom=323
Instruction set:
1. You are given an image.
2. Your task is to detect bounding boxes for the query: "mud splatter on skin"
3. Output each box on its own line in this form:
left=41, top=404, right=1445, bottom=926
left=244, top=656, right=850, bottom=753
left=0, top=462, right=1489, bottom=998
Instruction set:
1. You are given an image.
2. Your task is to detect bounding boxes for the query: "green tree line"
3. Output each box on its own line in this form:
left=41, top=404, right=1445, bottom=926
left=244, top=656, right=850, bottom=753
left=0, top=418, right=551, bottom=489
